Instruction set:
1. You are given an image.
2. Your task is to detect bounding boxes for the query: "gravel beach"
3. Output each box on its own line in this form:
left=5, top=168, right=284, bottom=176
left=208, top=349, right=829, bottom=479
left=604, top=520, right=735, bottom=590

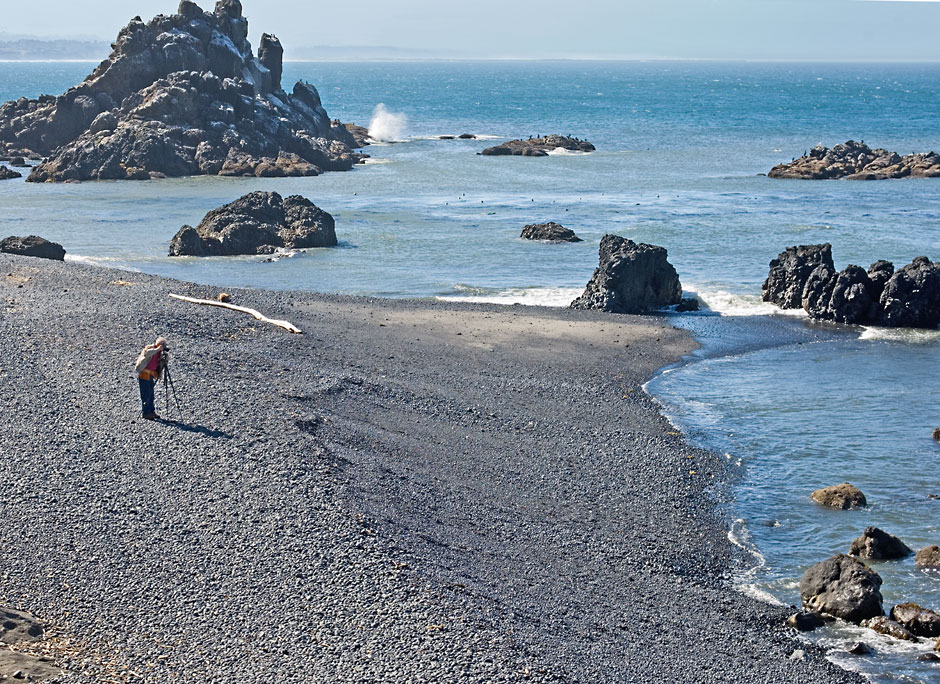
left=0, top=255, right=864, bottom=683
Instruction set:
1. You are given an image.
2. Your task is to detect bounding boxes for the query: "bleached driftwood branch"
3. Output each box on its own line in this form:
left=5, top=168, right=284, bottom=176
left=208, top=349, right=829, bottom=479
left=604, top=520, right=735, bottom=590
left=169, top=293, right=303, bottom=334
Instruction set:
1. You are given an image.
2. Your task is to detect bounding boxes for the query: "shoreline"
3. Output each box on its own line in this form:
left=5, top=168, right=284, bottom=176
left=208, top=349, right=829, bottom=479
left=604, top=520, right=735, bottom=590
left=0, top=254, right=864, bottom=682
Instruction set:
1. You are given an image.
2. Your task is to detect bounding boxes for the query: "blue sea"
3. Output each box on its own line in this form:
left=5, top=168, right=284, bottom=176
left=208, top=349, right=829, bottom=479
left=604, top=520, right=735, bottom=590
left=2, top=60, right=940, bottom=682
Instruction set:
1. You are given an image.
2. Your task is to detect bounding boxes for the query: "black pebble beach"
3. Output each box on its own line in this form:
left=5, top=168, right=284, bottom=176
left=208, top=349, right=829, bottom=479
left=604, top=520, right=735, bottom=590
left=0, top=255, right=864, bottom=683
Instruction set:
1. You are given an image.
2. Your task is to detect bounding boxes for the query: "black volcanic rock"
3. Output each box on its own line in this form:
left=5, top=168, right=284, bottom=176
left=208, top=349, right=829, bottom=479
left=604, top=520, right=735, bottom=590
left=0, top=235, right=65, bottom=260
left=763, top=246, right=940, bottom=329
left=481, top=135, right=595, bottom=157
left=0, top=165, right=21, bottom=180
left=849, top=527, right=913, bottom=561
left=770, top=140, right=940, bottom=180
left=0, top=1, right=363, bottom=182
left=569, top=234, right=682, bottom=314
left=169, top=191, right=336, bottom=256
left=875, top=257, right=940, bottom=329
left=800, top=554, right=883, bottom=623
left=520, top=222, right=582, bottom=243
left=762, top=243, right=834, bottom=309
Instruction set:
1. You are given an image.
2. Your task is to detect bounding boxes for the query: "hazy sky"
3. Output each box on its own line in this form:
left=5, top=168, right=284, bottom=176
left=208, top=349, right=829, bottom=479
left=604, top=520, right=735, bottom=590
left=3, top=0, right=940, bottom=60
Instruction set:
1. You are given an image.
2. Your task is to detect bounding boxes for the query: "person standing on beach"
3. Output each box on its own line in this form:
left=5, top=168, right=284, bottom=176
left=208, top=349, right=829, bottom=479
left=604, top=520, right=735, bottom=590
left=135, top=337, right=168, bottom=420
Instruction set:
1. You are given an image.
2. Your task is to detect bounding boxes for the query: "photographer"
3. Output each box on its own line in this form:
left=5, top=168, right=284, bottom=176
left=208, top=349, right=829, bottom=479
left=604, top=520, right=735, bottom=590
left=134, top=337, right=168, bottom=420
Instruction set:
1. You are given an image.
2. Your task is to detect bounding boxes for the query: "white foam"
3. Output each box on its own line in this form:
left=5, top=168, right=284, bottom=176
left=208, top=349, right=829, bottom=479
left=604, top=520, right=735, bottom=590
left=368, top=103, right=408, bottom=143
left=860, top=326, right=940, bottom=344
left=545, top=147, right=591, bottom=156
left=687, top=284, right=808, bottom=318
left=437, top=286, right=582, bottom=308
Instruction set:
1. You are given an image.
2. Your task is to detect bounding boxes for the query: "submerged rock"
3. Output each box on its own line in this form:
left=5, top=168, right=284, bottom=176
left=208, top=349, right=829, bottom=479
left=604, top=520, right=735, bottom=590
left=675, top=297, right=700, bottom=312
left=861, top=616, right=916, bottom=641
left=849, top=527, right=912, bottom=560
left=846, top=641, right=873, bottom=655
left=769, top=140, right=940, bottom=180
left=520, top=222, right=582, bottom=243
left=915, top=546, right=940, bottom=569
left=800, top=553, right=883, bottom=623
left=169, top=190, right=336, bottom=257
left=0, top=235, right=66, bottom=261
left=569, top=234, right=682, bottom=314
left=786, top=611, right=827, bottom=632
left=481, top=135, right=595, bottom=157
left=761, top=243, right=834, bottom=309
left=0, top=165, right=22, bottom=180
left=0, top=1, right=363, bottom=181
left=811, top=483, right=867, bottom=510
left=890, top=603, right=940, bottom=638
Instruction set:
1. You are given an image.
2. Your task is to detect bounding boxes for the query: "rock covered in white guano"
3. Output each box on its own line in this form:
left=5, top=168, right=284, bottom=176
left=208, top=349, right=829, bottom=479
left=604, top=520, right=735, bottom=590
left=769, top=140, right=940, bottom=180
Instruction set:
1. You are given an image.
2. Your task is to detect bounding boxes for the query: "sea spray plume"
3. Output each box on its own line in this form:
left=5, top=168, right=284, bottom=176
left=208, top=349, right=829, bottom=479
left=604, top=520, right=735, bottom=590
left=368, top=104, right=408, bottom=142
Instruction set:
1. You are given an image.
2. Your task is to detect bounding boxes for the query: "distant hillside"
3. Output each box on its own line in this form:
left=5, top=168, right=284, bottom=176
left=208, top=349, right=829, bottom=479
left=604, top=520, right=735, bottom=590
left=0, top=39, right=109, bottom=61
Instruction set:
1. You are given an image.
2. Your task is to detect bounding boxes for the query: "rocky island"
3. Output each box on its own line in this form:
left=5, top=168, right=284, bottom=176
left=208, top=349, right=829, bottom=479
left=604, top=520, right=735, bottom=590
left=481, top=135, right=595, bottom=157
left=169, top=191, right=336, bottom=256
left=520, top=222, right=582, bottom=243
left=0, top=165, right=22, bottom=180
left=762, top=244, right=940, bottom=328
left=0, top=0, right=364, bottom=181
left=769, top=141, right=940, bottom=180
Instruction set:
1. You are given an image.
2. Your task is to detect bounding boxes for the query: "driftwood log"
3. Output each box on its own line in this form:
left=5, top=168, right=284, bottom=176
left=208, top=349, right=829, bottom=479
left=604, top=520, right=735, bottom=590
left=169, top=294, right=302, bottom=334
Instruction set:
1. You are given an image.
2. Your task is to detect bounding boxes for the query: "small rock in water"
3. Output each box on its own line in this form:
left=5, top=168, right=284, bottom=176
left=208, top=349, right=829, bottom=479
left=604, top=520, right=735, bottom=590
left=849, top=526, right=912, bottom=560
left=916, top=546, right=940, bottom=569
left=916, top=652, right=940, bottom=662
left=811, top=483, right=867, bottom=510
left=846, top=641, right=873, bottom=655
left=862, top=616, right=916, bottom=641
left=675, top=297, right=700, bottom=312
left=933, top=427, right=940, bottom=442
left=890, top=602, right=940, bottom=638
left=786, top=611, right=825, bottom=632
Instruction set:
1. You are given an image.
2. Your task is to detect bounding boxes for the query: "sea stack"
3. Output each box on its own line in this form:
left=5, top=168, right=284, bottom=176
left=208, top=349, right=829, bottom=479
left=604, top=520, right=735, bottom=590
left=570, top=235, right=682, bottom=314
left=0, top=1, right=363, bottom=181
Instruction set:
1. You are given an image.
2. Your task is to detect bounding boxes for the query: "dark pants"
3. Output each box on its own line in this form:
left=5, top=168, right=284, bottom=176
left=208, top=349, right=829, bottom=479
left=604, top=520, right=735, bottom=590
left=138, top=377, right=156, bottom=415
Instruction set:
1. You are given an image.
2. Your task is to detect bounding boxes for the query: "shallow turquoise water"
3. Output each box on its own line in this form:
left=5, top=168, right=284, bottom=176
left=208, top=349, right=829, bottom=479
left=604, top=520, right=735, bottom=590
left=2, top=60, right=940, bottom=682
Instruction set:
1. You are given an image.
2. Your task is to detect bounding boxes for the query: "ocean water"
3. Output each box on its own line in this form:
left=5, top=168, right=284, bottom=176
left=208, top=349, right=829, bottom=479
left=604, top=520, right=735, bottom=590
left=3, top=60, right=940, bottom=681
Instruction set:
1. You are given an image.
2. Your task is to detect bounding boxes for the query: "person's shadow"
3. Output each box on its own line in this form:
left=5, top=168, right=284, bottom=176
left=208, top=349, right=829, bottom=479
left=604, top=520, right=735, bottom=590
left=157, top=418, right=232, bottom=439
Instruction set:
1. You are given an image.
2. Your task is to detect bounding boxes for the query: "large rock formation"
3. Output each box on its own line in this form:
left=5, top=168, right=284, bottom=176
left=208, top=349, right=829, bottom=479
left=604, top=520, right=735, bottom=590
left=849, top=527, right=912, bottom=561
left=761, top=244, right=834, bottom=309
left=169, top=191, right=336, bottom=256
left=0, top=235, right=66, bottom=260
left=0, top=1, right=363, bottom=181
left=800, top=554, right=884, bottom=623
left=811, top=483, right=867, bottom=510
left=769, top=140, right=940, bottom=180
left=763, top=245, right=940, bottom=329
left=520, top=222, right=582, bottom=243
left=569, top=235, right=682, bottom=314
left=481, top=135, right=595, bottom=157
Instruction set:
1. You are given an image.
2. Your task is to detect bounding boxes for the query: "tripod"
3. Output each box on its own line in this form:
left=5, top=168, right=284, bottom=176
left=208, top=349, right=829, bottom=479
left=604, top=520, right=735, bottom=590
left=162, top=363, right=187, bottom=422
